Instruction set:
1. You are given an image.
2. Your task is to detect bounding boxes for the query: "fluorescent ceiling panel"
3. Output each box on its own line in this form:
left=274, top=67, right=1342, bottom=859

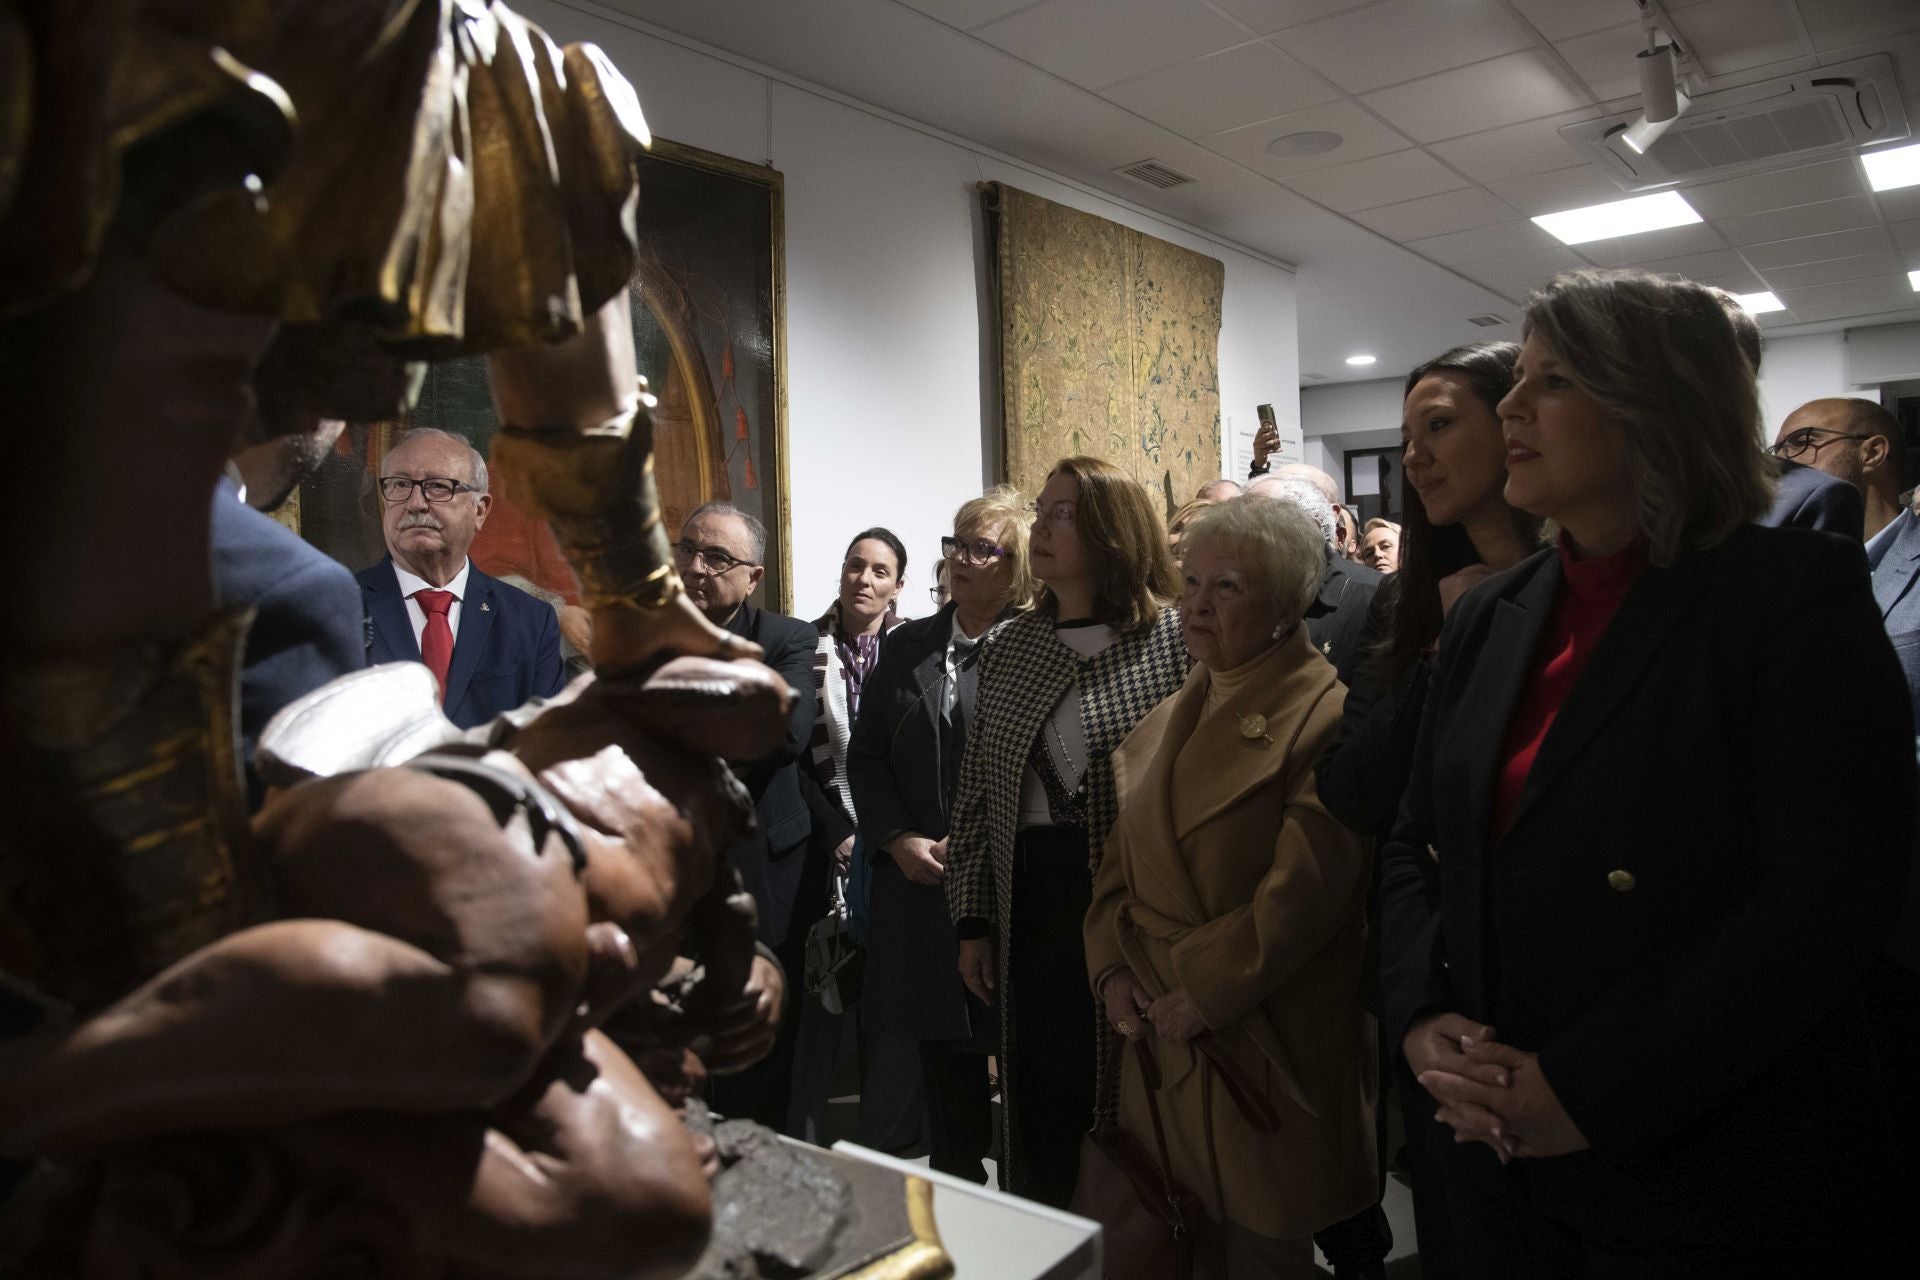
left=1531, top=191, right=1703, bottom=246
left=1732, top=291, right=1786, bottom=314
left=1865, top=143, right=1920, bottom=193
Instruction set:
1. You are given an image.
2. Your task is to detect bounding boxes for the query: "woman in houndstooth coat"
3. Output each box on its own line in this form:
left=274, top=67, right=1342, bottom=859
left=945, top=457, right=1189, bottom=1206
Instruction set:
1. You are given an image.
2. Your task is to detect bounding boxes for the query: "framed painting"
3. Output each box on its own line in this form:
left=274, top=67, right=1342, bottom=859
left=295, top=138, right=792, bottom=611
left=1343, top=446, right=1404, bottom=526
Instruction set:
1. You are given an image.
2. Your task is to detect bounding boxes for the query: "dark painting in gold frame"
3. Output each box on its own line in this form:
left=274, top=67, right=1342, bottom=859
left=294, top=138, right=791, bottom=612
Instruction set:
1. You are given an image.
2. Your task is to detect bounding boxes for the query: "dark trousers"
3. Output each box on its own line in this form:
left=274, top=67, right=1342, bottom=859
left=1397, top=1060, right=1463, bottom=1280
left=1312, top=1020, right=1394, bottom=1273
left=856, top=1022, right=926, bottom=1153
left=1006, top=825, right=1095, bottom=1208
left=922, top=1038, right=993, bottom=1184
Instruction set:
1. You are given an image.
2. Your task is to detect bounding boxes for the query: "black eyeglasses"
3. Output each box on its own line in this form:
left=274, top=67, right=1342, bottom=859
left=929, top=585, right=952, bottom=605
left=1770, top=428, right=1872, bottom=459
left=941, top=535, right=1009, bottom=566
left=671, top=540, right=757, bottom=574
left=378, top=475, right=479, bottom=504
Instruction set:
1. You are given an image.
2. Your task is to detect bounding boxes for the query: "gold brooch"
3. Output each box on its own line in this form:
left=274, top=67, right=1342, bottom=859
left=1238, top=713, right=1272, bottom=745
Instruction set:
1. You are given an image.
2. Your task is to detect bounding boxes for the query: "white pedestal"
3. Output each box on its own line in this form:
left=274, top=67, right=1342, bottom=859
left=831, top=1143, right=1100, bottom=1280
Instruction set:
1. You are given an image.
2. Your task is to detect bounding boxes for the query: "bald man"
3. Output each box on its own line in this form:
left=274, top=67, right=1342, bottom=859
left=1771, top=398, right=1904, bottom=544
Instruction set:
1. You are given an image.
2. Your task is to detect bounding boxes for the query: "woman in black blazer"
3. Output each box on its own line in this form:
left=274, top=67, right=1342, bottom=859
left=1381, top=269, right=1915, bottom=1277
left=845, top=487, right=1034, bottom=1183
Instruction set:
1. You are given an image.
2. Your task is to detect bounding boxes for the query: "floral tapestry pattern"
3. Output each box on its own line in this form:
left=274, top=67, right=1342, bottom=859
left=988, top=183, right=1223, bottom=514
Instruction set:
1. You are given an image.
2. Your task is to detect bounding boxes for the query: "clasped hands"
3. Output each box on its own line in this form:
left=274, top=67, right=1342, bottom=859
left=1101, top=968, right=1205, bottom=1043
left=1403, top=1012, right=1589, bottom=1163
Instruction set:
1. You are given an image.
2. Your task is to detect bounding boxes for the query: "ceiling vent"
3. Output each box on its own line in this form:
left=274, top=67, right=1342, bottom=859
left=1301, top=372, right=1329, bottom=381
left=1563, top=54, right=1908, bottom=191
left=1114, top=159, right=1196, bottom=190
left=1468, top=313, right=1508, bottom=327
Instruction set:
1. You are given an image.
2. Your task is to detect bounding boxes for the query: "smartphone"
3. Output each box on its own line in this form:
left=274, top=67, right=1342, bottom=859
left=1256, top=403, right=1276, bottom=431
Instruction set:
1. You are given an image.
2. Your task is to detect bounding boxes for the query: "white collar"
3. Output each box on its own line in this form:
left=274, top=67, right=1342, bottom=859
left=393, top=557, right=471, bottom=601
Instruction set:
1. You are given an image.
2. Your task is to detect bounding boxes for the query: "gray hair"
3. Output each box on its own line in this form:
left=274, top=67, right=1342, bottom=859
left=1247, top=474, right=1337, bottom=548
left=1180, top=496, right=1327, bottom=627
left=1523, top=269, right=1772, bottom=566
left=392, top=427, right=488, bottom=494
left=685, top=500, right=766, bottom=565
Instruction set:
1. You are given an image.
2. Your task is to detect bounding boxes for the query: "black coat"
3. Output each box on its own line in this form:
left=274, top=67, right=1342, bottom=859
left=723, top=602, right=819, bottom=947
left=1380, top=526, right=1914, bottom=1251
left=1315, top=574, right=1428, bottom=838
left=1759, top=459, right=1864, bottom=538
left=846, top=603, right=993, bottom=1044
left=1306, top=555, right=1382, bottom=685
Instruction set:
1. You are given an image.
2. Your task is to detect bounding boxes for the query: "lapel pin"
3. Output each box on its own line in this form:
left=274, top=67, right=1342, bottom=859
left=1238, top=713, right=1273, bottom=745
left=480, top=602, right=490, bottom=612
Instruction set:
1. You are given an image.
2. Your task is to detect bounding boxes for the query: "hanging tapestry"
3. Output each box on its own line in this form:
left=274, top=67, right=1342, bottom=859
left=985, top=182, right=1223, bottom=516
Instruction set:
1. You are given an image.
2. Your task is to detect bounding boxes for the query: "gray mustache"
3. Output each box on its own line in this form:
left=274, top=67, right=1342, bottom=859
left=398, top=513, right=443, bottom=531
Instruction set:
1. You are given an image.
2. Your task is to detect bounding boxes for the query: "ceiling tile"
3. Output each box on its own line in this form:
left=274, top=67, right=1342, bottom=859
left=1404, top=219, right=1566, bottom=264
left=1281, top=148, right=1471, bottom=211
left=1890, top=218, right=1920, bottom=250
left=1204, top=99, right=1414, bottom=177
left=1575, top=221, right=1730, bottom=267
left=1667, top=0, right=1813, bottom=77
left=1715, top=194, right=1883, bottom=244
left=1487, top=163, right=1635, bottom=216
left=1796, top=0, right=1920, bottom=54
left=1429, top=108, right=1605, bottom=183
left=1740, top=223, right=1896, bottom=267
left=1776, top=273, right=1920, bottom=321
left=1204, top=0, right=1383, bottom=33
left=1510, top=0, right=1624, bottom=41
left=1103, top=40, right=1341, bottom=133
left=897, top=0, right=1044, bottom=28
left=1352, top=187, right=1519, bottom=240
left=1268, top=0, right=1533, bottom=94
left=1878, top=185, right=1920, bottom=222
left=974, top=0, right=1248, bottom=88
left=1362, top=50, right=1590, bottom=144
left=1632, top=248, right=1768, bottom=292
left=1681, top=158, right=1869, bottom=220
left=1761, top=252, right=1908, bottom=291
left=1554, top=21, right=1658, bottom=104
left=1451, top=246, right=1591, bottom=291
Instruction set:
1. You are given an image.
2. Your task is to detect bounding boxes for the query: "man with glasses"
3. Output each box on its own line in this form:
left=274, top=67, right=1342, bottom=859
left=676, top=501, right=820, bottom=1130
left=1770, top=398, right=1905, bottom=544
left=358, top=428, right=565, bottom=729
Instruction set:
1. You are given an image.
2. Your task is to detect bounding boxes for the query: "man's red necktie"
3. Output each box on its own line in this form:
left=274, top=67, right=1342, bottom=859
left=414, top=589, right=455, bottom=703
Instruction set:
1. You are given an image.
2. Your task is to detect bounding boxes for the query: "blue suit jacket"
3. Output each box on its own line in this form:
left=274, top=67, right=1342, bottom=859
left=722, top=602, right=819, bottom=946
left=357, top=556, right=566, bottom=730
left=1760, top=459, right=1864, bottom=538
left=1870, top=510, right=1920, bottom=969
left=211, top=478, right=365, bottom=805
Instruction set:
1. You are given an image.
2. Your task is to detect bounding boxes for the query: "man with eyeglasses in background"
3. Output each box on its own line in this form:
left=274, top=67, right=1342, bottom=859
left=1770, top=397, right=1906, bottom=545
left=358, top=427, right=565, bottom=730
left=674, top=500, right=820, bottom=1132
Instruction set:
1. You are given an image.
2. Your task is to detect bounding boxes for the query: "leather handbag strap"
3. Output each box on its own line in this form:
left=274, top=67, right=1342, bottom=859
left=1132, top=1037, right=1191, bottom=1247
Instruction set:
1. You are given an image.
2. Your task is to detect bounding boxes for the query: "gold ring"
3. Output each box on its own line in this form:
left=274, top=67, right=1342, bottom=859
left=1116, top=1022, right=1132, bottom=1034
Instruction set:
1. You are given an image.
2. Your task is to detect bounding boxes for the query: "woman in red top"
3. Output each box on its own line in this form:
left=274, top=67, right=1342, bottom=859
left=1379, top=269, right=1915, bottom=1277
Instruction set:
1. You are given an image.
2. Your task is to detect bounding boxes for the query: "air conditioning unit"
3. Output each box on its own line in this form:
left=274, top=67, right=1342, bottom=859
left=1563, top=54, right=1909, bottom=191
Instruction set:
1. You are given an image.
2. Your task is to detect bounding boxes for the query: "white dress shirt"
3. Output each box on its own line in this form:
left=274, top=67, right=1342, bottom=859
left=392, top=558, right=471, bottom=651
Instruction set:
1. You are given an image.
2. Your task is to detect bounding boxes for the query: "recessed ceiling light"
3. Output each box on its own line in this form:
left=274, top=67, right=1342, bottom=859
left=1733, top=291, right=1785, bottom=314
left=1531, top=191, right=1702, bottom=246
left=1345, top=354, right=1377, bottom=366
left=1863, top=142, right=1920, bottom=193
left=1910, top=269, right=1920, bottom=292
left=1267, top=130, right=1344, bottom=158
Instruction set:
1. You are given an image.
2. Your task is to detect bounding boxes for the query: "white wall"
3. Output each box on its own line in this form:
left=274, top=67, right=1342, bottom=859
left=1757, top=332, right=1850, bottom=434
left=1300, top=378, right=1403, bottom=495
left=518, top=0, right=1300, bottom=617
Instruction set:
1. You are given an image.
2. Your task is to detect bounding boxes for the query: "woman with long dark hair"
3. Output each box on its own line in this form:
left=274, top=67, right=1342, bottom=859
left=945, top=456, right=1187, bottom=1206
left=1313, top=342, right=1537, bottom=1278
left=1382, top=270, right=1914, bottom=1276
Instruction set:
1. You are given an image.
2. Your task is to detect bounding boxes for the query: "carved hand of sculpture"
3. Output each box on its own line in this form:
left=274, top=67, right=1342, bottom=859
left=488, top=295, right=762, bottom=676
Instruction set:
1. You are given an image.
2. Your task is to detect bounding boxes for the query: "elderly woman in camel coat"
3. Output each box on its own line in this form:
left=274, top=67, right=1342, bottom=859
left=1086, top=497, right=1377, bottom=1277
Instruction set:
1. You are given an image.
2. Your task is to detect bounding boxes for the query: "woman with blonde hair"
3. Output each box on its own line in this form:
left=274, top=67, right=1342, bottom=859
left=945, top=457, right=1187, bottom=1205
left=847, top=486, right=1033, bottom=1183
left=1167, top=496, right=1214, bottom=552
left=1087, top=496, right=1375, bottom=1276
left=1382, top=269, right=1914, bottom=1275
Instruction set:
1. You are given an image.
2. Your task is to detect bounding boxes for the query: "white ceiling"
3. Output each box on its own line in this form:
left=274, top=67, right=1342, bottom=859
left=595, top=0, right=1920, bottom=384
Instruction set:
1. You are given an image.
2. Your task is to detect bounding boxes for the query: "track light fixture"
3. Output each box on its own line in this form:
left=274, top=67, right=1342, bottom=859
left=1621, top=3, right=1693, bottom=156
